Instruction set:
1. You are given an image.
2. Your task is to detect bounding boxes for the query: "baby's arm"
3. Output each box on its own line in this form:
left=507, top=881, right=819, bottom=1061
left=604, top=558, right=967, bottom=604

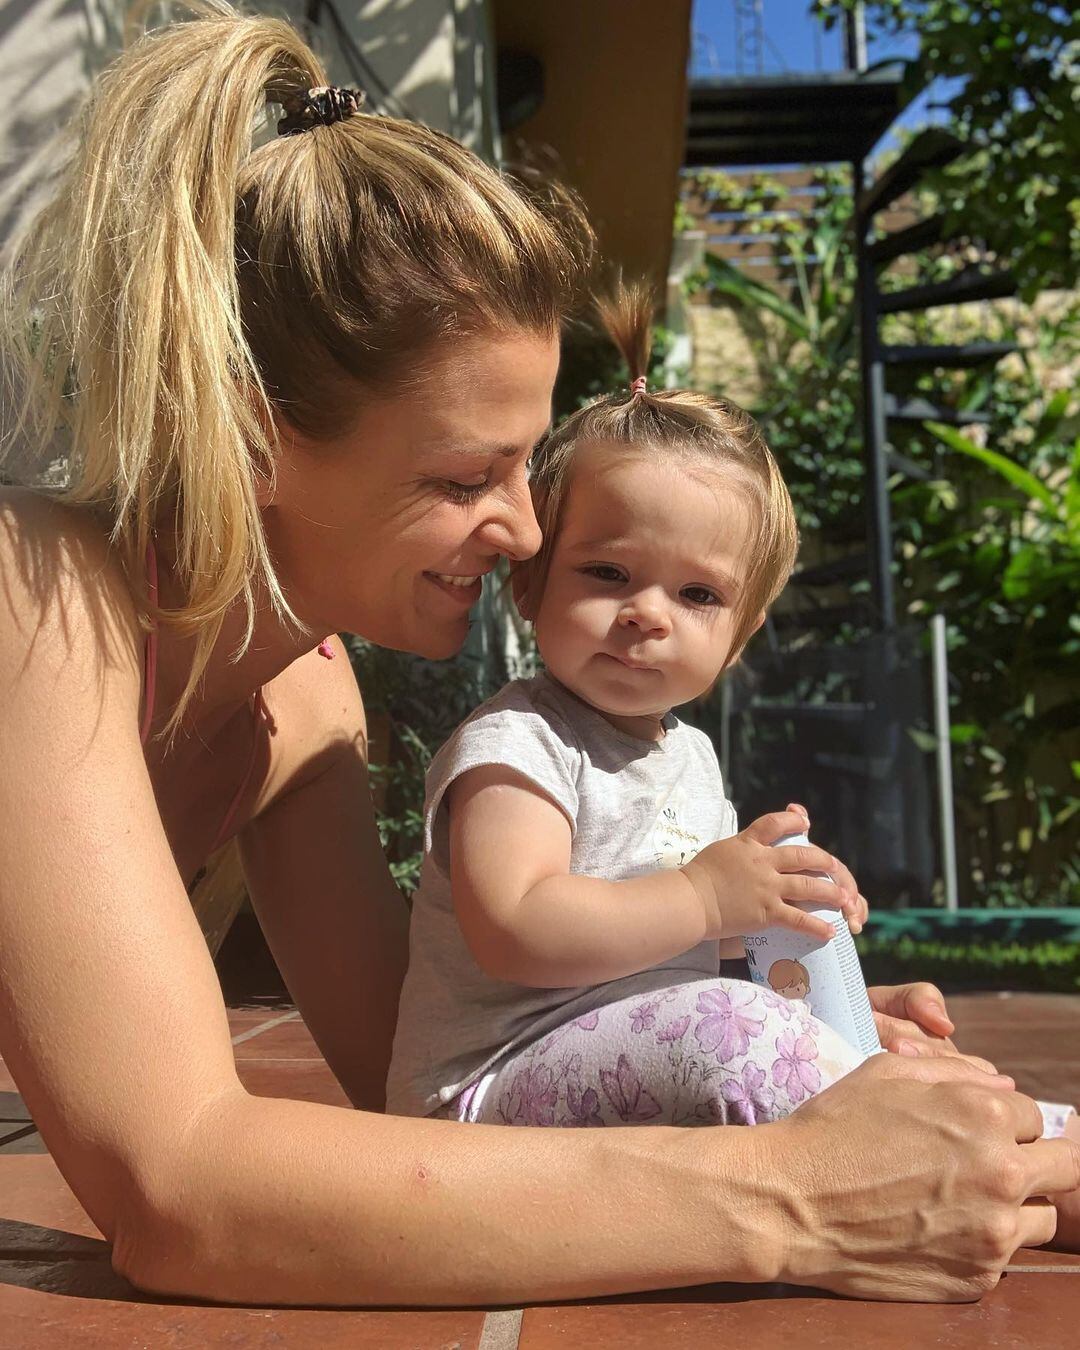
left=448, top=764, right=714, bottom=987
left=448, top=767, right=858, bottom=989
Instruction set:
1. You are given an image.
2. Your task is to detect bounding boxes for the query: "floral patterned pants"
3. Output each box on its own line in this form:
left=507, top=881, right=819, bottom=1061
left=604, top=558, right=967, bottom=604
left=436, top=978, right=1075, bottom=1136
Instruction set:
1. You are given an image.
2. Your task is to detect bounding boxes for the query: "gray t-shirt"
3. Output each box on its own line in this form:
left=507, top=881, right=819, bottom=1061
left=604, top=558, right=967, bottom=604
left=386, top=671, right=738, bottom=1118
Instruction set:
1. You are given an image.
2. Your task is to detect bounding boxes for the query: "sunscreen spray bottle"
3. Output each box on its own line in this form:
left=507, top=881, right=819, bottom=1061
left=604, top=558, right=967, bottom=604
left=742, top=832, right=882, bottom=1059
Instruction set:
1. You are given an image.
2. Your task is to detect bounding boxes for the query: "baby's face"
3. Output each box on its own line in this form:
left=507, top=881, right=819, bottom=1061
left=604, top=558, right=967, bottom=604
left=533, top=442, right=753, bottom=733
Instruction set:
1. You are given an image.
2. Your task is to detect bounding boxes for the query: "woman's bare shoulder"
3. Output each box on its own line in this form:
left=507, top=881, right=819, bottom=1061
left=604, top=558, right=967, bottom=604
left=0, top=488, right=141, bottom=700
left=257, top=636, right=370, bottom=805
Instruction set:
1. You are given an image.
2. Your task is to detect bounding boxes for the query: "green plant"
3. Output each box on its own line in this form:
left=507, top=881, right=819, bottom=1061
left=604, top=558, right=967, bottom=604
left=910, top=394, right=1080, bottom=900
left=683, top=166, right=868, bottom=537
left=345, top=637, right=491, bottom=893
left=814, top=0, right=1079, bottom=297
left=680, top=158, right=1080, bottom=904
left=856, top=933, right=1080, bottom=992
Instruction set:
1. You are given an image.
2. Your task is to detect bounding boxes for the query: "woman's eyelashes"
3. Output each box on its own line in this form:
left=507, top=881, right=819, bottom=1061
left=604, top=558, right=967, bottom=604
left=440, top=443, right=539, bottom=506
left=442, top=477, right=489, bottom=505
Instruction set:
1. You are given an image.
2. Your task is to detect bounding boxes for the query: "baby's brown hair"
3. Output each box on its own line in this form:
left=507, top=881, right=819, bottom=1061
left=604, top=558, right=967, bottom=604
left=514, top=283, right=799, bottom=669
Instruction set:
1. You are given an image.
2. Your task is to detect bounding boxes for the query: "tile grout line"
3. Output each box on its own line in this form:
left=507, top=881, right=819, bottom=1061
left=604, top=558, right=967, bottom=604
left=478, top=1308, right=523, bottom=1350
left=1006, top=1265, right=1080, bottom=1273
left=229, top=1010, right=301, bottom=1047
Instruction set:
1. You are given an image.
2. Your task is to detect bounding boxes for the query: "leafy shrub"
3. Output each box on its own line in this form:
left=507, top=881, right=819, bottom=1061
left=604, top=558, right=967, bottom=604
left=856, top=933, right=1080, bottom=993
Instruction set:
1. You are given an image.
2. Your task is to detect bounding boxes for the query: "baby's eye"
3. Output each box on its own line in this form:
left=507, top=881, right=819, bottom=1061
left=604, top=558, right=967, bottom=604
left=583, top=564, right=626, bottom=583
left=682, top=585, right=721, bottom=607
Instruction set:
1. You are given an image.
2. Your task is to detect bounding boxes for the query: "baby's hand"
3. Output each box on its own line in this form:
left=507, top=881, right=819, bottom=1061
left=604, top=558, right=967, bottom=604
left=683, top=809, right=860, bottom=941
left=785, top=802, right=868, bottom=933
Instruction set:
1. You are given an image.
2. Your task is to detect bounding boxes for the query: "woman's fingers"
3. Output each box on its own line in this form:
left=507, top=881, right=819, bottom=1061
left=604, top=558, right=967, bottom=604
left=1023, top=1138, right=1080, bottom=1201
left=824, top=854, right=858, bottom=901
left=895, top=1039, right=1000, bottom=1078
left=901, top=982, right=955, bottom=1035
left=1018, top=1198, right=1059, bottom=1250
left=872, top=1048, right=1014, bottom=1090
left=873, top=1009, right=960, bottom=1055
left=870, top=982, right=955, bottom=1036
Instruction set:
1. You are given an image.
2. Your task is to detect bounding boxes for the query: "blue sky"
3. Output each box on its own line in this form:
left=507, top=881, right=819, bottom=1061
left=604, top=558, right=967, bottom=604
left=690, top=0, right=950, bottom=158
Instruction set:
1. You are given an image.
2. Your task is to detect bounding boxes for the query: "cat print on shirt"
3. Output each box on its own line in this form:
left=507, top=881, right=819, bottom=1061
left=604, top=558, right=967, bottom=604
left=651, top=786, right=703, bottom=869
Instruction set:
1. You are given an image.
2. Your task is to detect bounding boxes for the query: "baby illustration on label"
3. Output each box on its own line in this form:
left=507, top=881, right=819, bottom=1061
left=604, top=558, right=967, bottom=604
left=768, top=958, right=811, bottom=1002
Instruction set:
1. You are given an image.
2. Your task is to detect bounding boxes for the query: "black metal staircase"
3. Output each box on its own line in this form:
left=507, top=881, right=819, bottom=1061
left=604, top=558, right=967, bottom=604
left=853, top=127, right=1018, bottom=627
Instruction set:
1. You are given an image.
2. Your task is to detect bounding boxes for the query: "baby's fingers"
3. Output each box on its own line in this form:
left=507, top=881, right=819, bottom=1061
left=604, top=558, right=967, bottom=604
left=847, top=893, right=869, bottom=934
left=773, top=901, right=836, bottom=943
left=826, top=855, right=860, bottom=904
left=782, top=871, right=849, bottom=911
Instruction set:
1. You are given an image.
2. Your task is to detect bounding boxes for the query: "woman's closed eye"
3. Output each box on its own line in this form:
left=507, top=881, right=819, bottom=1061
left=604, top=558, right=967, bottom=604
left=442, top=477, right=490, bottom=505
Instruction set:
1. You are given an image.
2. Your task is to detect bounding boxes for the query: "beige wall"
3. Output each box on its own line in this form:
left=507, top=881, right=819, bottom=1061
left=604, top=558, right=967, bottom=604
left=492, top=0, right=691, bottom=287
left=327, top=0, right=497, bottom=154
left=0, top=0, right=123, bottom=253
left=0, top=0, right=496, bottom=253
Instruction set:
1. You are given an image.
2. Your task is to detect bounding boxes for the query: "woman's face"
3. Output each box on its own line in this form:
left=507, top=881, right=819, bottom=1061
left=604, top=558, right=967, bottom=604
left=265, top=329, right=559, bottom=658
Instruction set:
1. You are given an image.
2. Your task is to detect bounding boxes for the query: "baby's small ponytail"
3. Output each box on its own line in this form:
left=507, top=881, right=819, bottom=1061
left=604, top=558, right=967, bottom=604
left=595, top=281, right=656, bottom=397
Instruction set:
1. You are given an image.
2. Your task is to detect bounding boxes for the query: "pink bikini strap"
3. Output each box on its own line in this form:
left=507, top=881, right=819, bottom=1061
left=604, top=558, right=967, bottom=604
left=140, top=540, right=159, bottom=746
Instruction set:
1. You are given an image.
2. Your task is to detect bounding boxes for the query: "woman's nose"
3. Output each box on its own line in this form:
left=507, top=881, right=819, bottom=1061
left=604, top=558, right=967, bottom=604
left=618, top=590, right=671, bottom=638
left=475, top=475, right=543, bottom=563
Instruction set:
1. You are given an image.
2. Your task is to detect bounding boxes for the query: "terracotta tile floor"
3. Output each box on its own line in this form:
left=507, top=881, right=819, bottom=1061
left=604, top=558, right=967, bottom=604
left=1, top=993, right=1078, bottom=1347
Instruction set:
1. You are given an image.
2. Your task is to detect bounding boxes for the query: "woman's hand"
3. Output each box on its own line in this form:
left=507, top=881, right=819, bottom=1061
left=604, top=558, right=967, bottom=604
left=867, top=981, right=1000, bottom=1073
left=760, top=1051, right=1080, bottom=1301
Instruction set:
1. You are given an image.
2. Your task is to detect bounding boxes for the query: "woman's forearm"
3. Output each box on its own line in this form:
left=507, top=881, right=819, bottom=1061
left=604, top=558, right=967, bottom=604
left=478, top=869, right=710, bottom=987
left=115, top=1089, right=782, bottom=1306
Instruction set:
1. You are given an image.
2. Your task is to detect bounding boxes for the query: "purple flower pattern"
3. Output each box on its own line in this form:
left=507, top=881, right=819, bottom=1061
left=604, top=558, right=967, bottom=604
left=719, top=1061, right=776, bottom=1125
left=656, top=1014, right=691, bottom=1044
left=630, top=1002, right=658, bottom=1034
left=498, top=1064, right=558, bottom=1126
left=599, top=1054, right=663, bottom=1122
left=436, top=979, right=861, bottom=1129
left=770, top=1029, right=822, bottom=1104
left=693, top=986, right=766, bottom=1063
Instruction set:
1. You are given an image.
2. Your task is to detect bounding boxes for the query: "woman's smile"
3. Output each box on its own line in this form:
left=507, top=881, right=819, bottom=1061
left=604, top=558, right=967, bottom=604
left=424, top=569, right=490, bottom=605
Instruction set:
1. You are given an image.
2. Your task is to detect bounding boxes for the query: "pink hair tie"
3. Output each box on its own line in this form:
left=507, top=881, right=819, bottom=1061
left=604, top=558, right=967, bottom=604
left=629, top=375, right=647, bottom=397
left=317, top=638, right=336, bottom=660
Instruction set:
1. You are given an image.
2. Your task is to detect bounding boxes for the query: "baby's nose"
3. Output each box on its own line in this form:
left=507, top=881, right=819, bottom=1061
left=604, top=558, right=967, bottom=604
left=618, top=592, right=671, bottom=636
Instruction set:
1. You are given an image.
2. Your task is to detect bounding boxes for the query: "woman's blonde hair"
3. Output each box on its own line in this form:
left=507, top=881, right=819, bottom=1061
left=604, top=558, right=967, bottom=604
left=515, top=283, right=799, bottom=669
left=2, top=2, right=589, bottom=730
